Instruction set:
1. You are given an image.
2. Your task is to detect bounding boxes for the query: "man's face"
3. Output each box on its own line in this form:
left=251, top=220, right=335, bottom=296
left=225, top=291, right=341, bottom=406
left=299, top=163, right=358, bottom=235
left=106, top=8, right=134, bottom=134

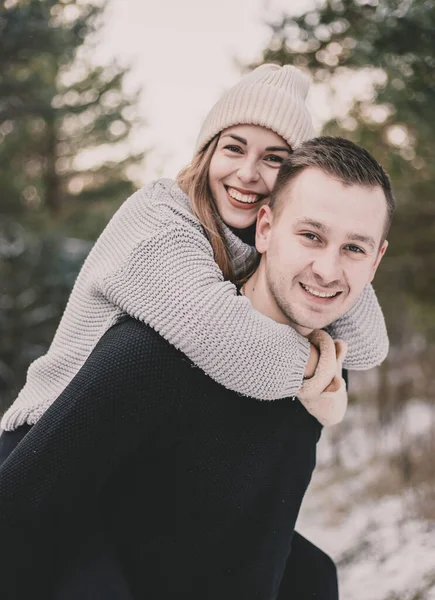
left=255, top=167, right=388, bottom=335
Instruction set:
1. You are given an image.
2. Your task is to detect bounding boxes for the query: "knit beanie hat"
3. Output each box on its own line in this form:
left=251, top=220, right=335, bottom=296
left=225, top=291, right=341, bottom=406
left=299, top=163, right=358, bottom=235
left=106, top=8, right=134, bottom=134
left=195, top=63, right=315, bottom=154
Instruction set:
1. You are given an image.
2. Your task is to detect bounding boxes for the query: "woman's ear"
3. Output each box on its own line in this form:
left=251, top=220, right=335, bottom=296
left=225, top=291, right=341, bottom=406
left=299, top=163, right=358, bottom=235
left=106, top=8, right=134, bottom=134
left=255, top=205, right=274, bottom=254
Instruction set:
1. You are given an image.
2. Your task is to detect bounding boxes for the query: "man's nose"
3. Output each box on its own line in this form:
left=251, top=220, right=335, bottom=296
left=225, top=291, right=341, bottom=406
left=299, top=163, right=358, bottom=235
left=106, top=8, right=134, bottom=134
left=311, top=251, right=343, bottom=285
left=237, top=158, right=260, bottom=183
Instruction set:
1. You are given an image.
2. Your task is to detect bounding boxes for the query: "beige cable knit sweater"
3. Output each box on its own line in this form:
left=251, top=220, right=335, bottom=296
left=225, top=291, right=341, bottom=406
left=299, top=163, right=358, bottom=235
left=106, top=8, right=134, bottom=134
left=2, top=179, right=389, bottom=430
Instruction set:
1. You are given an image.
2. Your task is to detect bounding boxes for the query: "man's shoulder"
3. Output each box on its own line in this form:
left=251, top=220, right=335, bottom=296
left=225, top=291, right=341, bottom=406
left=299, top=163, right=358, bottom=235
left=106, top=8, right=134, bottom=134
left=102, top=318, right=184, bottom=363
left=68, top=318, right=194, bottom=401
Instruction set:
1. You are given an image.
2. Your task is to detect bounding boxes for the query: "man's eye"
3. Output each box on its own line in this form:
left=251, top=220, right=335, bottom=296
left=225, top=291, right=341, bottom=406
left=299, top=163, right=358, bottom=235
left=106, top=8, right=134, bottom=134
left=346, top=244, right=364, bottom=254
left=303, top=233, right=320, bottom=242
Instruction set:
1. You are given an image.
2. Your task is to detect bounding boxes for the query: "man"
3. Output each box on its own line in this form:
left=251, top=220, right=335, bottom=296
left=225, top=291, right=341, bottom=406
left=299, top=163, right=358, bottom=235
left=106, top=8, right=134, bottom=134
left=0, top=137, right=394, bottom=600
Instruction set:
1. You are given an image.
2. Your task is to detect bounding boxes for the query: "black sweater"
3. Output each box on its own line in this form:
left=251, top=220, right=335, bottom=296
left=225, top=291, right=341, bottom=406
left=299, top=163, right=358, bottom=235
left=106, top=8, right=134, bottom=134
left=0, top=319, right=321, bottom=599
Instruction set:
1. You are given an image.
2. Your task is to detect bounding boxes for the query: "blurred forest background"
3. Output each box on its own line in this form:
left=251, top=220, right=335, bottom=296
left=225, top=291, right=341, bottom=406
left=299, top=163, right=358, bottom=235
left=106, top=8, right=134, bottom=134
left=0, top=0, right=144, bottom=409
left=1, top=0, right=434, bottom=525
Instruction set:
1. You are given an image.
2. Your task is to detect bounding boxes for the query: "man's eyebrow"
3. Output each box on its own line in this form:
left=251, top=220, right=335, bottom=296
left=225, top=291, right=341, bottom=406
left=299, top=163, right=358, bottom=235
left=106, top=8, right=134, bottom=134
left=347, top=233, right=376, bottom=250
left=295, top=218, right=329, bottom=233
left=296, top=219, right=377, bottom=250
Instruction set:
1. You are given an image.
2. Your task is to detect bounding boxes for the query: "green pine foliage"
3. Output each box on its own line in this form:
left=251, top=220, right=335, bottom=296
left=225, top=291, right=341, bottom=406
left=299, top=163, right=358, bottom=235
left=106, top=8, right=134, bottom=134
left=0, top=0, right=145, bottom=410
left=0, top=0, right=144, bottom=231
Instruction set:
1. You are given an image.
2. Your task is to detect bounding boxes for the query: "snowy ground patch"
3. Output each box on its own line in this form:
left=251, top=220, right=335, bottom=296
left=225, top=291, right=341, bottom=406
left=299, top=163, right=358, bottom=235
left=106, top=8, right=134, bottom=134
left=296, top=401, right=435, bottom=599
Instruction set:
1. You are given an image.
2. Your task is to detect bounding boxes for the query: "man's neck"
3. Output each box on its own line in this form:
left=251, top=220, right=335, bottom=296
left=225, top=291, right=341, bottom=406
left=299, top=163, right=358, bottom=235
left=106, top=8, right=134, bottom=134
left=242, top=269, right=313, bottom=337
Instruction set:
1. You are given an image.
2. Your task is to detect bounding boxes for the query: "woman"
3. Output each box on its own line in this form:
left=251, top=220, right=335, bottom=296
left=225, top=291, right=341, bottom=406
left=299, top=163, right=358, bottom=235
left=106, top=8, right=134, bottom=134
left=0, top=64, right=386, bottom=598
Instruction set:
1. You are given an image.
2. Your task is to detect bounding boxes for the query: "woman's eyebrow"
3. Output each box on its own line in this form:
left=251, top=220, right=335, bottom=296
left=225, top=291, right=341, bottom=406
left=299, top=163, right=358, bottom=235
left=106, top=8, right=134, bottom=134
left=221, top=134, right=247, bottom=145
left=221, top=135, right=290, bottom=153
left=265, top=146, right=291, bottom=153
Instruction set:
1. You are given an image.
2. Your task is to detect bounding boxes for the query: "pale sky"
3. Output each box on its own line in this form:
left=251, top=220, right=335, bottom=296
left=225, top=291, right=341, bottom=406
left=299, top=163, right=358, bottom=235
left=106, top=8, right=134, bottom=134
left=96, top=0, right=318, bottom=181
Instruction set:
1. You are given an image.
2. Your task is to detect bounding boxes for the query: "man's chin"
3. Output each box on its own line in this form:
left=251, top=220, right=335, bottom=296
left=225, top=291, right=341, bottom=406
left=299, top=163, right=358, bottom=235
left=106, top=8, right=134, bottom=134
left=288, top=312, right=338, bottom=335
left=280, top=298, right=347, bottom=335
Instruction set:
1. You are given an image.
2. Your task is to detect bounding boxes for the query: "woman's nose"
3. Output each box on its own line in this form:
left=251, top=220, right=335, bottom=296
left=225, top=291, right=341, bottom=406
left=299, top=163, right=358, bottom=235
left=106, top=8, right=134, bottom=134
left=237, top=158, right=260, bottom=183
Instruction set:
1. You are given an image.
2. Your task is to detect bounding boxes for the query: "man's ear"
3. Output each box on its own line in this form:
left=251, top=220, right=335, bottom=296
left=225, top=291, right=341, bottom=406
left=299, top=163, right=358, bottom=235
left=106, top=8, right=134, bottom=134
left=370, top=239, right=388, bottom=282
left=255, top=205, right=274, bottom=254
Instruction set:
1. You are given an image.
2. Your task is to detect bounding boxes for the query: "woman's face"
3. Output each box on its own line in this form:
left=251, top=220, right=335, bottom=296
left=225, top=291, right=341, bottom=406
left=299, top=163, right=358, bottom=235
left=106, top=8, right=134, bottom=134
left=208, top=124, right=291, bottom=229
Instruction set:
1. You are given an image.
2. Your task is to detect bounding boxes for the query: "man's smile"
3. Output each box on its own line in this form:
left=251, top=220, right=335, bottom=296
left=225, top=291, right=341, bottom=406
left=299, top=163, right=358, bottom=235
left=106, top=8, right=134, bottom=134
left=299, top=282, right=343, bottom=302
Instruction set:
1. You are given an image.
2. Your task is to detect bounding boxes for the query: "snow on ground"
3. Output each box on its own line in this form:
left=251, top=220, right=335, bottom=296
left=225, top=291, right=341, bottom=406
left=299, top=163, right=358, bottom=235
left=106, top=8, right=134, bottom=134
left=296, top=401, right=435, bottom=600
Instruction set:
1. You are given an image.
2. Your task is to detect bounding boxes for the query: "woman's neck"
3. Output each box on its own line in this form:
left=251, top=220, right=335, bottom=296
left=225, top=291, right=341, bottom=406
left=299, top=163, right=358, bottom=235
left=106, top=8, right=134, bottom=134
left=227, top=222, right=256, bottom=247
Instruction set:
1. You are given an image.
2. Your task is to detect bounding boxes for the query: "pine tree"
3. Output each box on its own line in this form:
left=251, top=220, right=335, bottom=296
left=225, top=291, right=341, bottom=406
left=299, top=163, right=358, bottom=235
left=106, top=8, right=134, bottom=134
left=0, top=0, right=145, bottom=410
left=0, top=0, right=144, bottom=233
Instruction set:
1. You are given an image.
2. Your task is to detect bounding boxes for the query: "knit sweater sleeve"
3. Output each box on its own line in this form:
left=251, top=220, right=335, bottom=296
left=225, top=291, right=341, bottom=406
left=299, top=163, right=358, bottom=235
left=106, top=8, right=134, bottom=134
left=100, top=221, right=310, bottom=400
left=326, top=283, right=389, bottom=369
left=0, top=321, right=173, bottom=598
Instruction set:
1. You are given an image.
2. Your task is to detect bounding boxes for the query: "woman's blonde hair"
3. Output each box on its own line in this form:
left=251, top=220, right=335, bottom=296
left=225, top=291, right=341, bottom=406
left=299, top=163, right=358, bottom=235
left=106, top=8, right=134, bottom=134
left=177, top=135, right=236, bottom=282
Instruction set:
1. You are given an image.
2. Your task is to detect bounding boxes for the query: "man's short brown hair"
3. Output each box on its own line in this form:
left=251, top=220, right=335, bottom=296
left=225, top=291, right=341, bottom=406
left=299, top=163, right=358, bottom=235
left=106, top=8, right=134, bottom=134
left=269, top=136, right=396, bottom=242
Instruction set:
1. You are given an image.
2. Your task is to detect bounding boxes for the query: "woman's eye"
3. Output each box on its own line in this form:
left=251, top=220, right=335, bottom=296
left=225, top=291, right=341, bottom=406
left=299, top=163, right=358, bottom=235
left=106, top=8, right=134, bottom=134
left=264, top=154, right=284, bottom=164
left=224, top=145, right=242, bottom=154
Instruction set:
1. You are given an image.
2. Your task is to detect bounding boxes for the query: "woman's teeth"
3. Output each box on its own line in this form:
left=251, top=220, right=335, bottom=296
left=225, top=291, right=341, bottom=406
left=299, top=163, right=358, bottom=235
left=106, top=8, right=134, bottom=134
left=227, top=187, right=262, bottom=204
left=301, top=283, right=339, bottom=298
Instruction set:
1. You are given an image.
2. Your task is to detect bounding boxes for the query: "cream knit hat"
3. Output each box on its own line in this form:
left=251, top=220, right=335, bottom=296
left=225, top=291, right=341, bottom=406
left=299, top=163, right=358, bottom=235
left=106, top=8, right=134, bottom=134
left=195, top=63, right=315, bottom=154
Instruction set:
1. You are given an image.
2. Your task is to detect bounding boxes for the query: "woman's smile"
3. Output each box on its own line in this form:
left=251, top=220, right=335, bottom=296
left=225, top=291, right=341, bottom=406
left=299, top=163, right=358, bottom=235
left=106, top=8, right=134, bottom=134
left=225, top=185, right=267, bottom=207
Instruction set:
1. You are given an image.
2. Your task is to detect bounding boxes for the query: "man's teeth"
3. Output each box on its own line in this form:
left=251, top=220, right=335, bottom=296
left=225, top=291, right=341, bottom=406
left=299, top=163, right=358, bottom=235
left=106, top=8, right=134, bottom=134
left=301, top=283, right=338, bottom=298
left=227, top=187, right=260, bottom=204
